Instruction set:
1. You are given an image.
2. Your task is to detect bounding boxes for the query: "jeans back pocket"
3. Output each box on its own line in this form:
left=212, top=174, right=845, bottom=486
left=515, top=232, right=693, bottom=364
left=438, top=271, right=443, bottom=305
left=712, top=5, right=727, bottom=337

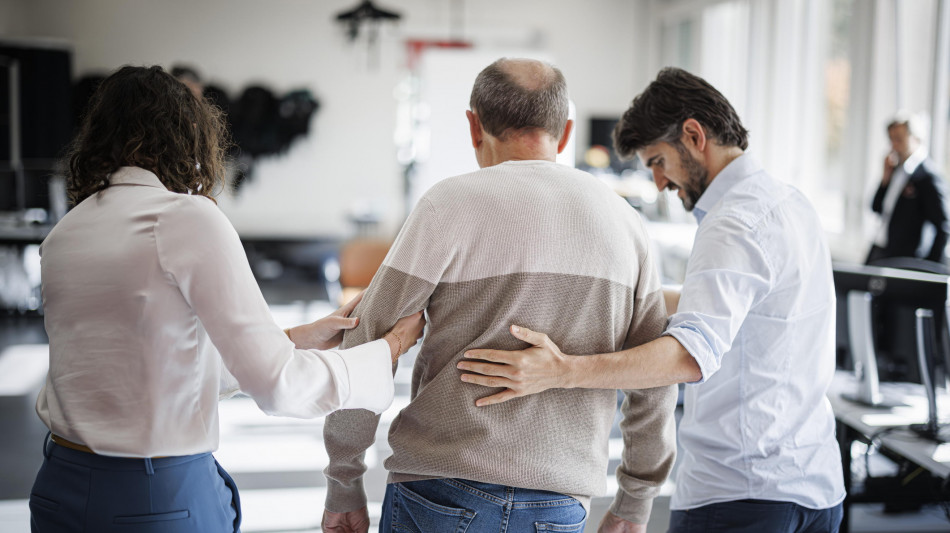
left=392, top=483, right=476, bottom=533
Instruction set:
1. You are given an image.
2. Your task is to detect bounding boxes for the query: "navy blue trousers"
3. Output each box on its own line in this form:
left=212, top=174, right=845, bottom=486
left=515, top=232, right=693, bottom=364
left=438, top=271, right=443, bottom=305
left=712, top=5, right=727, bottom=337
left=379, top=478, right=587, bottom=533
left=669, top=499, right=843, bottom=533
left=30, top=435, right=241, bottom=533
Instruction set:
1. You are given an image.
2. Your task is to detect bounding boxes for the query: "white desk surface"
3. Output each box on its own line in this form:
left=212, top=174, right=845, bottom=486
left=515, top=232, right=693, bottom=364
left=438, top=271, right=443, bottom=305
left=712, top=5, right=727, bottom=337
left=829, top=371, right=950, bottom=479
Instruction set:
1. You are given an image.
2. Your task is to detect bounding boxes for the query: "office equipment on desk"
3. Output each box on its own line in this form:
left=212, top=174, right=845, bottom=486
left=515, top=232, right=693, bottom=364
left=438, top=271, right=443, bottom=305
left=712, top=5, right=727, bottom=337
left=833, top=263, right=950, bottom=438
left=916, top=309, right=943, bottom=441
left=0, top=40, right=72, bottom=223
left=0, top=40, right=72, bottom=314
left=829, top=372, right=950, bottom=531
left=830, top=373, right=950, bottom=475
left=832, top=263, right=950, bottom=531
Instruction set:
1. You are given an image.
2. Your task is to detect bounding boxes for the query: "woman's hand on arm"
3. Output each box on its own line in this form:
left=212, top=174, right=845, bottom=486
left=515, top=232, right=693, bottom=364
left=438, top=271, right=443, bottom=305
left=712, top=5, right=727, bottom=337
left=383, top=311, right=426, bottom=364
left=287, top=291, right=365, bottom=350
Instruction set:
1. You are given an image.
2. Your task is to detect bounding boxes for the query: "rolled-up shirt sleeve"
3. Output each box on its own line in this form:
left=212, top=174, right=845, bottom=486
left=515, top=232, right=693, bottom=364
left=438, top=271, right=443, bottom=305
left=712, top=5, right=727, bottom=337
left=666, top=214, right=773, bottom=382
left=156, top=196, right=393, bottom=417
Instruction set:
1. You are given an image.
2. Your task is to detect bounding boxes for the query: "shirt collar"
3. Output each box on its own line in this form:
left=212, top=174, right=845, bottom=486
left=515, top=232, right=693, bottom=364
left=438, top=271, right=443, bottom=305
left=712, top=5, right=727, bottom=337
left=108, top=166, right=167, bottom=189
left=902, top=145, right=928, bottom=174
left=692, top=152, right=761, bottom=224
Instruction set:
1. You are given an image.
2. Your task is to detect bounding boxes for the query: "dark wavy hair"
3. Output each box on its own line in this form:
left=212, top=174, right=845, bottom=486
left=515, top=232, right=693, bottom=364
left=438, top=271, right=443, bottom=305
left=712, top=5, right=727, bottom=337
left=66, top=65, right=230, bottom=205
left=613, top=67, right=749, bottom=159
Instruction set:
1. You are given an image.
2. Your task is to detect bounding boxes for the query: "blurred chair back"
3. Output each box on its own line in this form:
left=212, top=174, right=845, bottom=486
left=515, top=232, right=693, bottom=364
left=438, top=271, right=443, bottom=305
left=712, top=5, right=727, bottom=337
left=337, top=238, right=391, bottom=304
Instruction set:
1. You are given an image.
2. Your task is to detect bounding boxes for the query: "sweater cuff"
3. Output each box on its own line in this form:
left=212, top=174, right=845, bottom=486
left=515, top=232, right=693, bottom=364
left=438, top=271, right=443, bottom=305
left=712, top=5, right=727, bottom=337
left=325, top=477, right=369, bottom=513
left=608, top=487, right=653, bottom=525
left=330, top=339, right=394, bottom=414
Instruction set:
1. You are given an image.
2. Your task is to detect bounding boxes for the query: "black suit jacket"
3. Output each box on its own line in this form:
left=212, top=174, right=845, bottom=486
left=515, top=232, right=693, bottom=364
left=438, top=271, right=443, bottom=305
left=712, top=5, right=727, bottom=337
left=871, top=158, right=950, bottom=262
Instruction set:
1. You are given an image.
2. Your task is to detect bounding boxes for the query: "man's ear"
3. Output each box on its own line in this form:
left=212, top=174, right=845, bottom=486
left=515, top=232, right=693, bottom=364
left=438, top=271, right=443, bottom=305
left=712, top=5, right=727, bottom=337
left=556, top=119, right=574, bottom=154
left=466, top=110, right=483, bottom=149
left=681, top=118, right=707, bottom=153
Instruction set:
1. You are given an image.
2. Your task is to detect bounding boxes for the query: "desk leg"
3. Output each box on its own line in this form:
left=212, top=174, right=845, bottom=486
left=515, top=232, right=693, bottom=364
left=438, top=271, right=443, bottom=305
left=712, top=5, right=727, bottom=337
left=837, top=419, right=853, bottom=533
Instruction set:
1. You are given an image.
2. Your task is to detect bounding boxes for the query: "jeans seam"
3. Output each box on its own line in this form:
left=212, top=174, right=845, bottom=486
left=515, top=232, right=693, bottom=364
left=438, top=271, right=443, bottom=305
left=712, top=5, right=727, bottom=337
left=441, top=479, right=509, bottom=506
left=513, top=498, right=579, bottom=509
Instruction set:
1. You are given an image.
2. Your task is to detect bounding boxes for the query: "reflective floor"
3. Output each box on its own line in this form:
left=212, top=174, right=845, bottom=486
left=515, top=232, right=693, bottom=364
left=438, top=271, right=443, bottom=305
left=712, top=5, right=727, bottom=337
left=1, top=304, right=948, bottom=532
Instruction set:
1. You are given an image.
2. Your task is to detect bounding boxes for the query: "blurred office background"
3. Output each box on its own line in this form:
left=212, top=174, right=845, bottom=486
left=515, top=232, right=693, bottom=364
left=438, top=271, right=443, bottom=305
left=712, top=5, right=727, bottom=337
left=1, top=0, right=949, bottom=531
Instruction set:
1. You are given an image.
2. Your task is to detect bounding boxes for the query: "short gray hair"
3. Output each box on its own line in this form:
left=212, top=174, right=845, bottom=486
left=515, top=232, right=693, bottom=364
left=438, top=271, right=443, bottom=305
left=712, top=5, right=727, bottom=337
left=888, top=110, right=930, bottom=143
left=469, top=58, right=569, bottom=140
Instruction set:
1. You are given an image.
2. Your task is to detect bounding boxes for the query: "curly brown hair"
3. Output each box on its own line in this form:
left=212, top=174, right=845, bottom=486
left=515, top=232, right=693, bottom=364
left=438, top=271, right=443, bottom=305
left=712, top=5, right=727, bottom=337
left=66, top=65, right=230, bottom=205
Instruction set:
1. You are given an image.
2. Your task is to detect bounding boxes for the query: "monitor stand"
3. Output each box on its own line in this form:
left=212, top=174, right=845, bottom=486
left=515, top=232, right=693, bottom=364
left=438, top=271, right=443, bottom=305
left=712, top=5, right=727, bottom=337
left=910, top=308, right=945, bottom=442
left=841, top=291, right=906, bottom=408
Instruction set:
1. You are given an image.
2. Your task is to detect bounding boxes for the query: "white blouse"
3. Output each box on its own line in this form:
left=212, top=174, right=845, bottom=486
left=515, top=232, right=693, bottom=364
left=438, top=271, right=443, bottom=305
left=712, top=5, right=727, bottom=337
left=36, top=167, right=393, bottom=458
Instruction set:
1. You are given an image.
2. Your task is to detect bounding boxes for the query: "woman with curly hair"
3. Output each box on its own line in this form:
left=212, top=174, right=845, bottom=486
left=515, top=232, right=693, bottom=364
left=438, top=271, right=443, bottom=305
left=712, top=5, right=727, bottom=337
left=29, top=65, right=424, bottom=533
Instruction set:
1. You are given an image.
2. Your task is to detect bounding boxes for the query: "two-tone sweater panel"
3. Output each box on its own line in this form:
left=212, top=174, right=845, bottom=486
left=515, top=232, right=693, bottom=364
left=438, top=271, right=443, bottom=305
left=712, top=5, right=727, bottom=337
left=324, top=161, right=677, bottom=524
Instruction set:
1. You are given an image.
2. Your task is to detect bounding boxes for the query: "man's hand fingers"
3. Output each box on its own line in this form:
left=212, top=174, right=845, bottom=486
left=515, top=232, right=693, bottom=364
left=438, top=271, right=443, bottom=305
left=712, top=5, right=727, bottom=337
left=463, top=349, right=518, bottom=364
left=474, top=389, right=520, bottom=407
left=457, top=360, right=516, bottom=379
left=508, top=324, right=548, bottom=346
left=460, top=372, right=514, bottom=389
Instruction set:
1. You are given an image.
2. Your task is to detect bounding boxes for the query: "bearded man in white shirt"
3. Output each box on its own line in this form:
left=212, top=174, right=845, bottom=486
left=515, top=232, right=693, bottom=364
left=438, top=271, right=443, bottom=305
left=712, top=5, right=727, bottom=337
left=457, top=67, right=846, bottom=533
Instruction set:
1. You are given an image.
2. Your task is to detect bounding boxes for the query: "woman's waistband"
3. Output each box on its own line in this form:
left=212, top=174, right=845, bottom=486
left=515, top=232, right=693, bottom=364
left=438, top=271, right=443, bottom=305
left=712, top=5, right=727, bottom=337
left=45, top=434, right=212, bottom=471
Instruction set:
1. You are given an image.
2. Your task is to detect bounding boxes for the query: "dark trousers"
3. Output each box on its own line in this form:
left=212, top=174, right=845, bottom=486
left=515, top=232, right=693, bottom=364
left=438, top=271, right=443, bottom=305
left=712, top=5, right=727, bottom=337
left=669, top=499, right=843, bottom=533
left=379, top=478, right=587, bottom=533
left=30, top=434, right=241, bottom=532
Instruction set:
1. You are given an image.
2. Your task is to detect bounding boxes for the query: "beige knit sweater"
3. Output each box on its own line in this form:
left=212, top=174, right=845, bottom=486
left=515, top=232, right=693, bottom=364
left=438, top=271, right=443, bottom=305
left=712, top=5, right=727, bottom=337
left=324, top=160, right=677, bottom=524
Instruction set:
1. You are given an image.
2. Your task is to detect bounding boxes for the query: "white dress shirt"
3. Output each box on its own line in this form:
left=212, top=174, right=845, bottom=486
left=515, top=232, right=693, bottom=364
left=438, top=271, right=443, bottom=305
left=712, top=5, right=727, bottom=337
left=666, top=154, right=846, bottom=510
left=36, top=167, right=394, bottom=458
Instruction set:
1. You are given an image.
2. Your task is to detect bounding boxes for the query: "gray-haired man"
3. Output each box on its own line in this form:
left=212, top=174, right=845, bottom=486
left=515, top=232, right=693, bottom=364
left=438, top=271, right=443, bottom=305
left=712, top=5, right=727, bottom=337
left=321, top=58, right=676, bottom=533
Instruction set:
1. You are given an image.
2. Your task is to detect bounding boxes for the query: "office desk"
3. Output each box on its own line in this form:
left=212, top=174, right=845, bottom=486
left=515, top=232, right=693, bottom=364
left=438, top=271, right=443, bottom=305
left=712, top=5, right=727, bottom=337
left=0, top=220, right=52, bottom=246
left=829, top=372, right=950, bottom=531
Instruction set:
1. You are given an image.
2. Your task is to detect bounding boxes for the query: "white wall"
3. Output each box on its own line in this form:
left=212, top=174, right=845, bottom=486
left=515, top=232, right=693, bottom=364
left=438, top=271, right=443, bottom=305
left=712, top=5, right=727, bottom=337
left=2, top=0, right=649, bottom=239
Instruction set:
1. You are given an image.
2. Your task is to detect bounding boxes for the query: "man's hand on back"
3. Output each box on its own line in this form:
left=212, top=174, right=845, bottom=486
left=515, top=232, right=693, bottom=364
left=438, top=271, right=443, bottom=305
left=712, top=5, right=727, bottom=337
left=598, top=511, right=647, bottom=533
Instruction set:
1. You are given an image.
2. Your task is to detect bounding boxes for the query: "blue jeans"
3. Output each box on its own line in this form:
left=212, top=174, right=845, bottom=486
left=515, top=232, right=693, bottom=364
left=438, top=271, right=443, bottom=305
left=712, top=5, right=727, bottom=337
left=379, top=478, right=587, bottom=533
left=30, top=434, right=241, bottom=533
left=669, top=499, right=843, bottom=533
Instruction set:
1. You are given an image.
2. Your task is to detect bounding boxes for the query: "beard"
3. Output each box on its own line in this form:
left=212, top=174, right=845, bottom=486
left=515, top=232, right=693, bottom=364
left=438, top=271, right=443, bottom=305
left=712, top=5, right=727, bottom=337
left=673, top=143, right=709, bottom=212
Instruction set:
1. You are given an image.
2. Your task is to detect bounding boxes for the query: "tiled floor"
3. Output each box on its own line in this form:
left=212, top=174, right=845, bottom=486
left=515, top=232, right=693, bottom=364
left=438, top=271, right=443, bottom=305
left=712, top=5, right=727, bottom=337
left=2, top=304, right=950, bottom=532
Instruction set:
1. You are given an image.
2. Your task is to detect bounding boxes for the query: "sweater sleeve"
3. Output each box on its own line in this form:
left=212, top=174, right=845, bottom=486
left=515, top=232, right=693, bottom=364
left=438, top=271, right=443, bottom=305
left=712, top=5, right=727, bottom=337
left=323, top=197, right=453, bottom=511
left=610, top=225, right=678, bottom=524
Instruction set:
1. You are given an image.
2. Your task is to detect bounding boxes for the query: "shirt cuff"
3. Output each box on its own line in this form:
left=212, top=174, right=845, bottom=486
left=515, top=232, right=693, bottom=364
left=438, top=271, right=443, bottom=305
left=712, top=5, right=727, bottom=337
left=664, top=328, right=716, bottom=383
left=608, top=487, right=653, bottom=525
left=327, top=339, right=394, bottom=414
left=325, top=477, right=369, bottom=513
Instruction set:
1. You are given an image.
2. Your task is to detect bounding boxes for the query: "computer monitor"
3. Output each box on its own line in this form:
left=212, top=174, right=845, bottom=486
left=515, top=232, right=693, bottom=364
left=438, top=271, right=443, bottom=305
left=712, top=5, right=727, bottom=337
left=833, top=263, right=950, bottom=440
left=0, top=42, right=72, bottom=215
